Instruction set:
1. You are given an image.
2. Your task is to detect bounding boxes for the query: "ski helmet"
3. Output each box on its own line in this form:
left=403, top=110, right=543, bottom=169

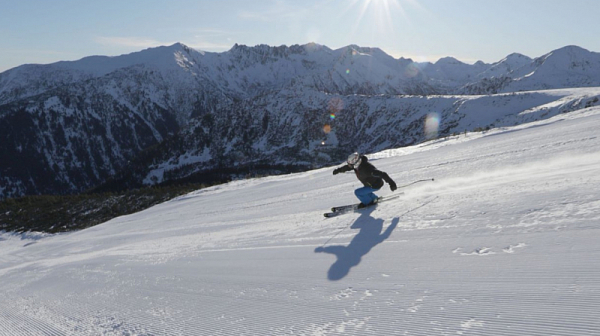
left=347, top=152, right=361, bottom=168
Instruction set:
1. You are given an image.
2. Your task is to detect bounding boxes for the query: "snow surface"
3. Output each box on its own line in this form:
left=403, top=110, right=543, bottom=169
left=2, top=107, right=600, bottom=335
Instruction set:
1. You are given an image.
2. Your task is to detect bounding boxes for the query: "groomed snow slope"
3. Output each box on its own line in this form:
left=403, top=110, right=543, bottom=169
left=1, top=107, right=600, bottom=335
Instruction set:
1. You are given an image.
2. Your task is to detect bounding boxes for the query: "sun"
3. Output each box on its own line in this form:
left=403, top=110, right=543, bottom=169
left=368, top=0, right=393, bottom=7
left=349, top=0, right=411, bottom=33
left=336, top=0, right=425, bottom=48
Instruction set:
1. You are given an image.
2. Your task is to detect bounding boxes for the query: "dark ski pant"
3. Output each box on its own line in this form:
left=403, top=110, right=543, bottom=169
left=354, top=186, right=380, bottom=205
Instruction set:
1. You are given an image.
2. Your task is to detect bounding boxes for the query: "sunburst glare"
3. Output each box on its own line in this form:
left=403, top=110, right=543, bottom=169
left=346, top=0, right=417, bottom=34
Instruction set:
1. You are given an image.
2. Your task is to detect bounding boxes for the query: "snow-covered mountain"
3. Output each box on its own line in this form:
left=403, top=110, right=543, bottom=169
left=507, top=45, right=600, bottom=91
left=117, top=88, right=600, bottom=190
left=1, top=43, right=600, bottom=198
left=462, top=46, right=600, bottom=94
left=480, top=52, right=533, bottom=78
left=1, top=105, right=599, bottom=335
left=418, top=56, right=488, bottom=89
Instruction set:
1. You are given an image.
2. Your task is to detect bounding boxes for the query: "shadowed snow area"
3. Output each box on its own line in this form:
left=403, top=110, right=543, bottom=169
left=1, top=107, right=600, bottom=335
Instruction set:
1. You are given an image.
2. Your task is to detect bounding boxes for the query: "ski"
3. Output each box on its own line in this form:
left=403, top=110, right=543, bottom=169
left=331, top=193, right=403, bottom=212
left=324, top=193, right=402, bottom=218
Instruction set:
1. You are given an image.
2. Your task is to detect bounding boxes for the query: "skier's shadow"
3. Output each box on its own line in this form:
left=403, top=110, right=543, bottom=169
left=315, top=208, right=399, bottom=281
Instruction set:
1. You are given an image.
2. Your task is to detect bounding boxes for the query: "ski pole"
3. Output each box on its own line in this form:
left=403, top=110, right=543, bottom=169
left=397, top=178, right=434, bottom=189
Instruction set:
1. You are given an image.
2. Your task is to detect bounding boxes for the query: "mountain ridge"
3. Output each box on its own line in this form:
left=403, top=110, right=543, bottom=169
left=1, top=43, right=600, bottom=198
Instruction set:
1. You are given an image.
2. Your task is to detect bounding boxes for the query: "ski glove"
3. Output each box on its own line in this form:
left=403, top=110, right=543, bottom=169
left=389, top=181, right=397, bottom=192
left=333, top=168, right=341, bottom=175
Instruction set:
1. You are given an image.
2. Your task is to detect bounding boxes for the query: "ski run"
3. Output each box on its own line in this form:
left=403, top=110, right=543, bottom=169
left=1, top=100, right=600, bottom=335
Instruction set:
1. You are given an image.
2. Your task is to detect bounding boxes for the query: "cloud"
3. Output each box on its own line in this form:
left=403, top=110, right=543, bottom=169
left=95, top=36, right=175, bottom=48
left=94, top=34, right=233, bottom=53
left=186, top=28, right=248, bottom=51
left=384, top=49, right=482, bottom=64
left=187, top=41, right=233, bottom=51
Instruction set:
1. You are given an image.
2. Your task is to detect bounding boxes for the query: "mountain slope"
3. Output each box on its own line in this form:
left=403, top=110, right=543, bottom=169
left=1, top=105, right=600, bottom=335
left=105, top=88, right=600, bottom=189
left=463, top=46, right=600, bottom=94
left=480, top=52, right=533, bottom=78
left=506, top=45, right=600, bottom=91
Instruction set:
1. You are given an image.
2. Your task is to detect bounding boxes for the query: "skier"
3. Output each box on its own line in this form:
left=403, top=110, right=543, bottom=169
left=333, top=152, right=397, bottom=209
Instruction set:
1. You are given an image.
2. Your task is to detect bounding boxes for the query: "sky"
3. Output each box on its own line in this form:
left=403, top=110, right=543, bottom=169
left=1, top=0, right=600, bottom=72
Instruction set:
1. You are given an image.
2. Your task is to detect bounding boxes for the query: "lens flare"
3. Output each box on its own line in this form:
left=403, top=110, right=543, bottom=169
left=323, top=124, right=332, bottom=134
left=330, top=114, right=336, bottom=120
left=328, top=97, right=344, bottom=113
left=404, top=62, right=420, bottom=78
left=346, top=69, right=350, bottom=74
left=424, top=112, right=440, bottom=139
